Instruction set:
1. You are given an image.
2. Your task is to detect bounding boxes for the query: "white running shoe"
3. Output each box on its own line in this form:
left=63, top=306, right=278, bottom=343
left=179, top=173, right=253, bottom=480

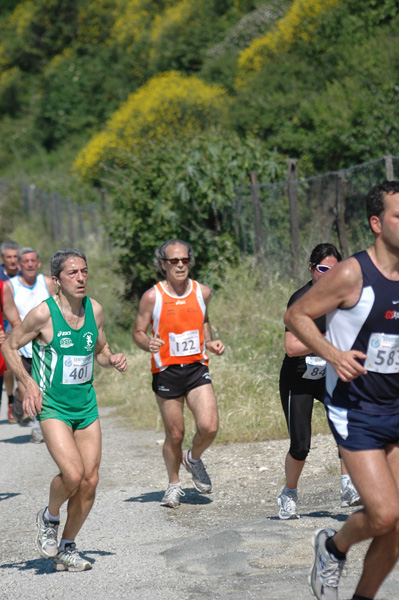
left=36, top=508, right=59, bottom=559
left=54, top=543, right=92, bottom=572
left=277, top=490, right=299, bottom=520
left=309, top=528, right=345, bottom=600
left=340, top=480, right=361, bottom=507
left=160, top=483, right=185, bottom=508
left=182, top=450, right=212, bottom=493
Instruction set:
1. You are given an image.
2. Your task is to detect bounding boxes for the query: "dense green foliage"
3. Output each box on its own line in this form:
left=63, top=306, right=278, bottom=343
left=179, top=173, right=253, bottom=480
left=1, top=0, right=399, bottom=297
left=105, top=128, right=285, bottom=298
left=231, top=0, right=399, bottom=171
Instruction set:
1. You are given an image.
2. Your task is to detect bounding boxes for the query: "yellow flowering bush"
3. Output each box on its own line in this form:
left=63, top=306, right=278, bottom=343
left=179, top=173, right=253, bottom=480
left=73, top=71, right=227, bottom=181
left=236, top=0, right=341, bottom=87
left=110, top=0, right=175, bottom=49
left=5, top=1, right=36, bottom=37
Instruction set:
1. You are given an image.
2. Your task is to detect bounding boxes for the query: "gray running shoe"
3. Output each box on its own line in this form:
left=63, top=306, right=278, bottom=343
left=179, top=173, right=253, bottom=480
left=54, top=543, right=92, bottom=572
left=340, top=480, right=361, bottom=507
left=277, top=490, right=299, bottom=520
left=309, top=528, right=345, bottom=600
left=11, top=398, right=24, bottom=423
left=160, top=483, right=185, bottom=508
left=31, top=426, right=44, bottom=444
left=182, top=450, right=212, bottom=493
left=36, top=508, right=59, bottom=559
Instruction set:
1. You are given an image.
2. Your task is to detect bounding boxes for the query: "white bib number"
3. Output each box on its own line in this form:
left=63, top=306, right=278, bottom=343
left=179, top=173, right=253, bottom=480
left=169, top=330, right=200, bottom=357
left=62, top=354, right=93, bottom=385
left=365, top=333, right=399, bottom=374
left=302, top=355, right=327, bottom=380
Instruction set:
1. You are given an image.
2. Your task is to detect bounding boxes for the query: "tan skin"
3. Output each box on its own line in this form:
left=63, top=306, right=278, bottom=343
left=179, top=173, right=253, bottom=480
left=285, top=192, right=399, bottom=599
left=283, top=255, right=351, bottom=491
left=2, top=247, right=19, bottom=278
left=1, top=247, right=20, bottom=401
left=0, top=283, right=21, bottom=343
left=133, top=243, right=224, bottom=485
left=3, top=256, right=127, bottom=542
left=5, top=251, right=57, bottom=408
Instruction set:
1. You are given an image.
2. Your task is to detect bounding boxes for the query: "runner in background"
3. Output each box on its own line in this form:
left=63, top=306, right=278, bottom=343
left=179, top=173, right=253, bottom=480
left=7, top=247, right=56, bottom=441
left=278, top=243, right=360, bottom=520
left=0, top=240, right=20, bottom=422
left=133, top=239, right=225, bottom=508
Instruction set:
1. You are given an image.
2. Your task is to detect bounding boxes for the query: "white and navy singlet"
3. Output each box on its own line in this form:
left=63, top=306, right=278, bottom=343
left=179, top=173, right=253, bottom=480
left=326, top=250, right=399, bottom=412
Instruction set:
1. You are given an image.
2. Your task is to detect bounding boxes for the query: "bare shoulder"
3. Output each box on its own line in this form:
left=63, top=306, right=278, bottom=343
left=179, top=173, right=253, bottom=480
left=310, top=255, right=363, bottom=309
left=139, top=286, right=156, bottom=310
left=26, top=300, right=51, bottom=326
left=198, top=282, right=212, bottom=302
left=89, top=297, right=104, bottom=318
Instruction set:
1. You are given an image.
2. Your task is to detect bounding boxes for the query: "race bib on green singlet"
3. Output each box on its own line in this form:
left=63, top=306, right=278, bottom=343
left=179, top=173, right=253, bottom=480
left=62, top=354, right=94, bottom=384
left=169, top=330, right=200, bottom=357
left=302, top=355, right=326, bottom=380
left=365, top=333, right=399, bottom=373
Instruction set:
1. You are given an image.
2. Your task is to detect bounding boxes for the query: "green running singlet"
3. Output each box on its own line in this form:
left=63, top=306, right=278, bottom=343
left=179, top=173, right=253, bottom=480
left=33, top=296, right=99, bottom=429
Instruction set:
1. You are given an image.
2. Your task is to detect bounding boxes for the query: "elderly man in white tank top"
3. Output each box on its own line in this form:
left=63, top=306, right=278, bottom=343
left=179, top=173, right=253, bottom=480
left=8, top=247, right=56, bottom=442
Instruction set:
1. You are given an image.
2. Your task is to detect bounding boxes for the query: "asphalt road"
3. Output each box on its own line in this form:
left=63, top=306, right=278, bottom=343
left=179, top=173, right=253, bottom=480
left=1, top=396, right=399, bottom=600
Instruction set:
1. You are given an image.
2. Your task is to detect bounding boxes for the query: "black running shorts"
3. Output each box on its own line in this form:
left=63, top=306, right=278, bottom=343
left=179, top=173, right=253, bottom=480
left=152, top=363, right=212, bottom=399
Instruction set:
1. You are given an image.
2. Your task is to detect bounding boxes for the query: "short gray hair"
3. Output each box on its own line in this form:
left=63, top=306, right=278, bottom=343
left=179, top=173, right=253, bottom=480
left=154, top=239, right=194, bottom=276
left=50, top=249, right=87, bottom=278
left=18, top=247, right=39, bottom=261
left=0, top=240, right=19, bottom=255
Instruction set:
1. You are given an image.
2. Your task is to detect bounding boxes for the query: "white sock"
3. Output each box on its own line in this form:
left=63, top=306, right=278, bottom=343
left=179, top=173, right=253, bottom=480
left=283, top=485, right=297, bottom=495
left=188, top=449, right=200, bottom=463
left=44, top=507, right=59, bottom=523
left=59, top=539, right=74, bottom=551
left=168, top=481, right=181, bottom=488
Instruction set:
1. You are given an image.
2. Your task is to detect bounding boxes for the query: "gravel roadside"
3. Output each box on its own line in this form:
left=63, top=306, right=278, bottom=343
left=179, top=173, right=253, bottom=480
left=1, top=399, right=398, bottom=600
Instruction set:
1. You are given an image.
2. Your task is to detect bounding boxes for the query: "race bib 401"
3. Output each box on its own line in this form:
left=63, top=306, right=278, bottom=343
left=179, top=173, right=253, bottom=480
left=62, top=354, right=93, bottom=384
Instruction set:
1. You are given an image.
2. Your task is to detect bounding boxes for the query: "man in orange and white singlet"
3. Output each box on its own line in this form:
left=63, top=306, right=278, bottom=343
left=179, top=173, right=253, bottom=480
left=133, top=239, right=225, bottom=508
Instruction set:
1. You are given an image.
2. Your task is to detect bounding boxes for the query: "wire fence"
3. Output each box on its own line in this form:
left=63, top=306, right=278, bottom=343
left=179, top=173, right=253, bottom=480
left=20, top=183, right=105, bottom=246
left=233, top=154, right=399, bottom=280
left=2, top=154, right=398, bottom=279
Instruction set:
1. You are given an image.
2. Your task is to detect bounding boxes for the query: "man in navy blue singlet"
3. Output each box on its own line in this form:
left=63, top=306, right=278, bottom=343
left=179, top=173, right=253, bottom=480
left=285, top=181, right=399, bottom=600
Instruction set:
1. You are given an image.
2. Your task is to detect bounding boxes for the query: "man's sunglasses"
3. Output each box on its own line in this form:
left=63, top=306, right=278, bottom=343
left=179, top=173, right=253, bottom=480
left=315, top=264, right=331, bottom=273
left=164, top=258, right=190, bottom=266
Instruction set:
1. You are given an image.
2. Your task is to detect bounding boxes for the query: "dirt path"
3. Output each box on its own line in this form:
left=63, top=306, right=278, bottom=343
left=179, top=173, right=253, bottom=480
left=1, top=399, right=398, bottom=600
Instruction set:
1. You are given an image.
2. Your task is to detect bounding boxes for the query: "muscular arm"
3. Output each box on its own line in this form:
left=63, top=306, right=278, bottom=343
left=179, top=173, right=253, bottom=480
left=0, top=283, right=21, bottom=342
left=132, top=288, right=165, bottom=353
left=284, top=330, right=314, bottom=357
left=284, top=257, right=367, bottom=382
left=2, top=303, right=51, bottom=415
left=92, top=299, right=127, bottom=371
left=200, top=284, right=225, bottom=356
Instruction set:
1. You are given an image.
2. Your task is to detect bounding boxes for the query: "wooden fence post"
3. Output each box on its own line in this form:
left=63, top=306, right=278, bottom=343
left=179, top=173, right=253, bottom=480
left=27, top=183, right=36, bottom=214
left=336, top=172, right=349, bottom=258
left=286, top=159, right=300, bottom=280
left=249, top=171, right=265, bottom=269
left=384, top=155, right=394, bottom=180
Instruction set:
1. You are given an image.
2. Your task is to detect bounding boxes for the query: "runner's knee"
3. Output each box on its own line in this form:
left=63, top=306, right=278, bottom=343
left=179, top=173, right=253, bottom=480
left=368, top=504, right=399, bottom=535
left=289, top=444, right=310, bottom=462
